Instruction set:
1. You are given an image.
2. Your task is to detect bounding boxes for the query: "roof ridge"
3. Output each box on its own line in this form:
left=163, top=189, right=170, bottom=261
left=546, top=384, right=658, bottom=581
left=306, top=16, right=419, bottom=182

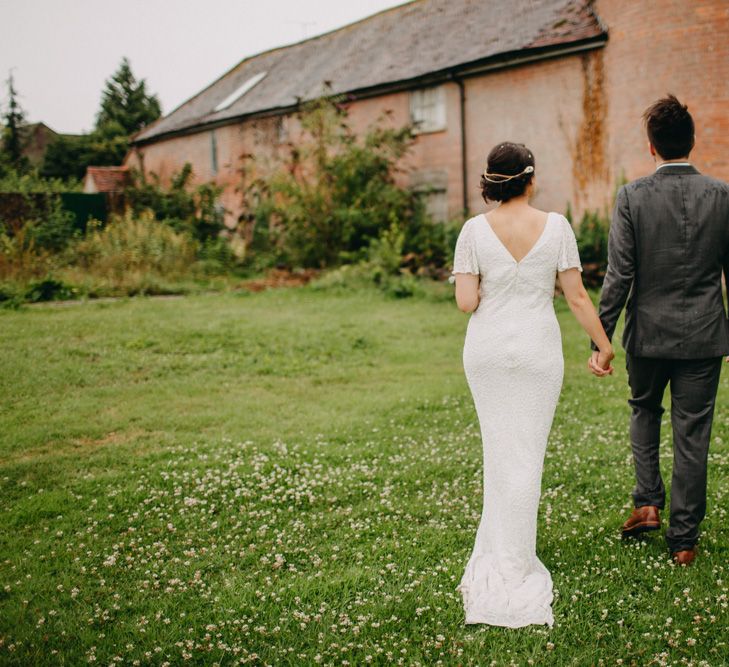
left=134, top=0, right=421, bottom=140
left=133, top=0, right=606, bottom=145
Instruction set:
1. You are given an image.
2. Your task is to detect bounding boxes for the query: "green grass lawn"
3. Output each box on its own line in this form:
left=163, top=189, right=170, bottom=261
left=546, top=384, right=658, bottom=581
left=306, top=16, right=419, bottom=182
left=1, top=285, right=729, bottom=666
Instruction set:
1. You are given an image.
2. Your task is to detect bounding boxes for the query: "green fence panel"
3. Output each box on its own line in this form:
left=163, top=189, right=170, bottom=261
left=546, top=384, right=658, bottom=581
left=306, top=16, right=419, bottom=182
left=60, top=193, right=107, bottom=232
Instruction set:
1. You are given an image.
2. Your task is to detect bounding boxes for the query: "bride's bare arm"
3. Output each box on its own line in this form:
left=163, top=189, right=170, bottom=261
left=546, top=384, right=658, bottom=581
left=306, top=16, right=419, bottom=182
left=454, top=274, right=480, bottom=313
left=558, top=267, right=614, bottom=374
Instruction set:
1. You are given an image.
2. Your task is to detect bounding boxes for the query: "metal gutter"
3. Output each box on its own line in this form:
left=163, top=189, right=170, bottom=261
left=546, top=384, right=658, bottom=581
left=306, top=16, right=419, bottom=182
left=452, top=74, right=468, bottom=215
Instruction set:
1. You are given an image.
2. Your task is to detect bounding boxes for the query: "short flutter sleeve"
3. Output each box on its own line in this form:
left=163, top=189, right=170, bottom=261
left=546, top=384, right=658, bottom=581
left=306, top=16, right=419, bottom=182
left=557, top=215, right=583, bottom=272
left=451, top=219, right=480, bottom=276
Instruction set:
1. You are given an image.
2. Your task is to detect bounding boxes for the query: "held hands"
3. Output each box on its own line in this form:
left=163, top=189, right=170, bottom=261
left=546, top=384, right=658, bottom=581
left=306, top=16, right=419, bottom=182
left=588, top=348, right=615, bottom=377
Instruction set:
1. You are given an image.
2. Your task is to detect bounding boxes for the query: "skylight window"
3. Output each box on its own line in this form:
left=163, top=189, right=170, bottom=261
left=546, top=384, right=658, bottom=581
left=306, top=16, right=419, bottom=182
left=213, top=72, right=267, bottom=112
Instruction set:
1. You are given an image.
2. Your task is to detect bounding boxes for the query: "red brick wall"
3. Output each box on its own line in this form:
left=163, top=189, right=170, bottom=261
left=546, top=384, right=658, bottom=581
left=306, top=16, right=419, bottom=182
left=595, top=0, right=729, bottom=186
left=127, top=117, right=288, bottom=227
left=128, top=61, right=587, bottom=227
left=462, top=53, right=593, bottom=218
left=345, top=83, right=471, bottom=218
left=323, top=65, right=593, bottom=221
left=126, top=0, right=729, bottom=229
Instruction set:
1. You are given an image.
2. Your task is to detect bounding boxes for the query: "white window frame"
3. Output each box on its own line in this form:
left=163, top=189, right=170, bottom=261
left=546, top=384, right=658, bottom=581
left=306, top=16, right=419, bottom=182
left=409, top=85, right=446, bottom=134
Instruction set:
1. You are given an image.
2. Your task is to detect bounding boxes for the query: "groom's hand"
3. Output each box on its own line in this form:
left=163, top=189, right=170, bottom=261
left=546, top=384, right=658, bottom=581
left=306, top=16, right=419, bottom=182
left=588, top=350, right=614, bottom=377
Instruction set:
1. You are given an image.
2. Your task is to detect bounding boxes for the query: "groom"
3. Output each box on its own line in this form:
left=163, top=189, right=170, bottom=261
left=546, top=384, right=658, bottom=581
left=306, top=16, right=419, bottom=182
left=589, top=94, right=729, bottom=565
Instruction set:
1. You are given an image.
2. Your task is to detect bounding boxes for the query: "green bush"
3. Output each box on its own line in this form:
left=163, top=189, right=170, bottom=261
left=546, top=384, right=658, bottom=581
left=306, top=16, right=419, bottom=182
left=381, top=272, right=423, bottom=299
left=0, top=226, right=53, bottom=281
left=567, top=207, right=609, bottom=289
left=575, top=209, right=609, bottom=263
left=24, top=277, right=77, bottom=302
left=195, top=236, right=239, bottom=275
left=69, top=210, right=198, bottom=286
left=0, top=167, right=80, bottom=252
left=0, top=282, right=23, bottom=308
left=402, top=217, right=461, bottom=278
left=23, top=206, right=78, bottom=253
left=125, top=163, right=227, bottom=244
left=366, top=222, right=406, bottom=279
left=0, top=167, right=79, bottom=193
left=565, top=175, right=628, bottom=288
left=245, top=94, right=433, bottom=270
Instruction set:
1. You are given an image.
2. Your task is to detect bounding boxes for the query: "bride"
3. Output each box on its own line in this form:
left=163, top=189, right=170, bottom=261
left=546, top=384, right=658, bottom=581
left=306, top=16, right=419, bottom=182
left=452, top=141, right=614, bottom=627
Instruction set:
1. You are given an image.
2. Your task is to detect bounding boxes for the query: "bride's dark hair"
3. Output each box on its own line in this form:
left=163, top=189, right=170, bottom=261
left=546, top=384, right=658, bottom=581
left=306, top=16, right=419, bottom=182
left=480, top=142, right=535, bottom=203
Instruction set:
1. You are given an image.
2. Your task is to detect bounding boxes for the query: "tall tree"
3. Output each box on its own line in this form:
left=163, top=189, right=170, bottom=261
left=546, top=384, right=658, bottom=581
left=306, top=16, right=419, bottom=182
left=95, top=57, right=161, bottom=136
left=43, top=57, right=162, bottom=178
left=1, top=72, right=30, bottom=172
left=41, top=133, right=92, bottom=181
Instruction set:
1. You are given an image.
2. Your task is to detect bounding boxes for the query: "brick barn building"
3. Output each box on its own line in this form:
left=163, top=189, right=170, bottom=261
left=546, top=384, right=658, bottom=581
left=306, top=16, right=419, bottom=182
left=126, top=0, right=729, bottom=227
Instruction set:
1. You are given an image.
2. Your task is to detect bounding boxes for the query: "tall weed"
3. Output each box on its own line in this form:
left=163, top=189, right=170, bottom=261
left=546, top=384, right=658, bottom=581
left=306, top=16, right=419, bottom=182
left=70, top=210, right=198, bottom=285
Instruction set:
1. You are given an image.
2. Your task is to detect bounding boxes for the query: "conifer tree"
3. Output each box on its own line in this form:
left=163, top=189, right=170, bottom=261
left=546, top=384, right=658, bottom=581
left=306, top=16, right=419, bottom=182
left=1, top=72, right=29, bottom=172
left=95, top=57, right=161, bottom=136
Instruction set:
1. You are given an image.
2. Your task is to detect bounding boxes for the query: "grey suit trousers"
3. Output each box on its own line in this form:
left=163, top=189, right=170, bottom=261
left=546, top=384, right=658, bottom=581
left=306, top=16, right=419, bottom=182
left=626, top=353, right=723, bottom=551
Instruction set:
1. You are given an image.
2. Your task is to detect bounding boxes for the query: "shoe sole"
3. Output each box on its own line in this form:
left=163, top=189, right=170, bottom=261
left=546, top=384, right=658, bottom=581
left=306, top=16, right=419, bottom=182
left=621, top=522, right=660, bottom=539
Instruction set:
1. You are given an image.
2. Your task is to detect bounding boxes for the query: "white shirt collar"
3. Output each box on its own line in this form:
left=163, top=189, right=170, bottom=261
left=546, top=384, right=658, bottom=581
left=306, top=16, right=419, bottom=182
left=655, top=161, right=692, bottom=171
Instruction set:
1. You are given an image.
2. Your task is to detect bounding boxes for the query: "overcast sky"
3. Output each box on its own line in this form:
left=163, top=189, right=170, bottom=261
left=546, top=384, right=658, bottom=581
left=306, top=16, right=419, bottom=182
left=1, top=0, right=404, bottom=135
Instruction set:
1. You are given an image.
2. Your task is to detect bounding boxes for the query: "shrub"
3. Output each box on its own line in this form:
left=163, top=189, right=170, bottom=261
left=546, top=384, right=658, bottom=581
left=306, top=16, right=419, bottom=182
left=564, top=174, right=628, bottom=288
left=71, top=209, right=198, bottom=284
left=0, top=226, right=53, bottom=281
left=195, top=236, right=239, bottom=275
left=366, top=222, right=406, bottom=281
left=125, top=164, right=227, bottom=244
left=574, top=209, right=609, bottom=265
left=565, top=205, right=609, bottom=289
left=23, top=206, right=78, bottom=253
left=245, top=94, right=432, bottom=270
left=402, top=217, right=461, bottom=279
left=0, top=167, right=80, bottom=252
left=24, top=277, right=77, bottom=302
left=0, top=167, right=79, bottom=193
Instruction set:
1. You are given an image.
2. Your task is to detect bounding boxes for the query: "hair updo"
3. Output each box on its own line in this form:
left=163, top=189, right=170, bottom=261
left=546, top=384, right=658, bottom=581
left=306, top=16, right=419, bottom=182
left=480, top=142, right=535, bottom=203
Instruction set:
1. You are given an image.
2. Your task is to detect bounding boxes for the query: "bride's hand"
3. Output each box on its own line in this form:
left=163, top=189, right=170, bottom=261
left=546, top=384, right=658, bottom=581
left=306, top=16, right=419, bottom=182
left=588, top=349, right=614, bottom=377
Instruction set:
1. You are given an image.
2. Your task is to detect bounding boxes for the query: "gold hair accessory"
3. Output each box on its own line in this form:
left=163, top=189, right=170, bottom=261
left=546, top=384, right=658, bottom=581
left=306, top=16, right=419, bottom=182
left=482, top=165, right=534, bottom=183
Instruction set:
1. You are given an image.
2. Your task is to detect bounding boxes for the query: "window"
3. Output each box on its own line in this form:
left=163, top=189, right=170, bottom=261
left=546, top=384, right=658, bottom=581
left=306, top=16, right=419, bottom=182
left=421, top=188, right=448, bottom=222
left=410, top=86, right=446, bottom=134
left=275, top=116, right=288, bottom=144
left=412, top=170, right=449, bottom=222
left=213, top=71, right=267, bottom=112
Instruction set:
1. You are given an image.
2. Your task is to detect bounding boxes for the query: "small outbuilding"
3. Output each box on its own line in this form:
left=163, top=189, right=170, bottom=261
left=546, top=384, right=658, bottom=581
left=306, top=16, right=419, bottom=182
left=82, top=166, right=130, bottom=194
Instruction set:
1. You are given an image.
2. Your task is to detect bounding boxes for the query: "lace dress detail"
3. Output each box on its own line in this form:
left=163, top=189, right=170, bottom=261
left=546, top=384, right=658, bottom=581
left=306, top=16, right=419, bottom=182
left=452, top=211, right=581, bottom=628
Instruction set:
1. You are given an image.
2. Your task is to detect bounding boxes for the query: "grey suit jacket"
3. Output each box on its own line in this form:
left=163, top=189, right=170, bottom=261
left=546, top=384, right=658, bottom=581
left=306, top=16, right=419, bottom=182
left=592, top=163, right=729, bottom=358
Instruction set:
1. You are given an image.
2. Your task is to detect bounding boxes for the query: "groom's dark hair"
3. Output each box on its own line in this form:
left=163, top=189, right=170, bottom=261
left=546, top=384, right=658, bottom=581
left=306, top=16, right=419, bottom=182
left=643, top=94, right=695, bottom=159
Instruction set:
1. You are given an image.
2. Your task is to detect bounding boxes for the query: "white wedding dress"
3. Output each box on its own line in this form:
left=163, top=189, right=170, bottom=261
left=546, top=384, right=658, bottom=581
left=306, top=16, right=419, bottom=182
left=452, top=211, right=582, bottom=628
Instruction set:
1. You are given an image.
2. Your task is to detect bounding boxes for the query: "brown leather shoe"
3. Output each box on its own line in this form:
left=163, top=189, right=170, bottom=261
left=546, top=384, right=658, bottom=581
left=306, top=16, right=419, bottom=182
left=672, top=547, right=697, bottom=566
left=621, top=505, right=661, bottom=538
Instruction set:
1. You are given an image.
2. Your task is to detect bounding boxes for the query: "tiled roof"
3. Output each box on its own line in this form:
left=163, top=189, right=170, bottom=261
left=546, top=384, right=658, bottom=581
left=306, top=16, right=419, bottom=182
left=133, top=0, right=605, bottom=144
left=84, top=166, right=130, bottom=193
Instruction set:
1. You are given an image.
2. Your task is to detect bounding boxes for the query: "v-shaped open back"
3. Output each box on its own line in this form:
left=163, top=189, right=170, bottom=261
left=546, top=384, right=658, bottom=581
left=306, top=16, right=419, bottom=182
left=483, top=211, right=553, bottom=265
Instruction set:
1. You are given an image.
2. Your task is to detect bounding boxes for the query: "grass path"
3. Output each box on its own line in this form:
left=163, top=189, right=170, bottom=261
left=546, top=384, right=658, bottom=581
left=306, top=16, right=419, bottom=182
left=1, top=286, right=728, bottom=666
